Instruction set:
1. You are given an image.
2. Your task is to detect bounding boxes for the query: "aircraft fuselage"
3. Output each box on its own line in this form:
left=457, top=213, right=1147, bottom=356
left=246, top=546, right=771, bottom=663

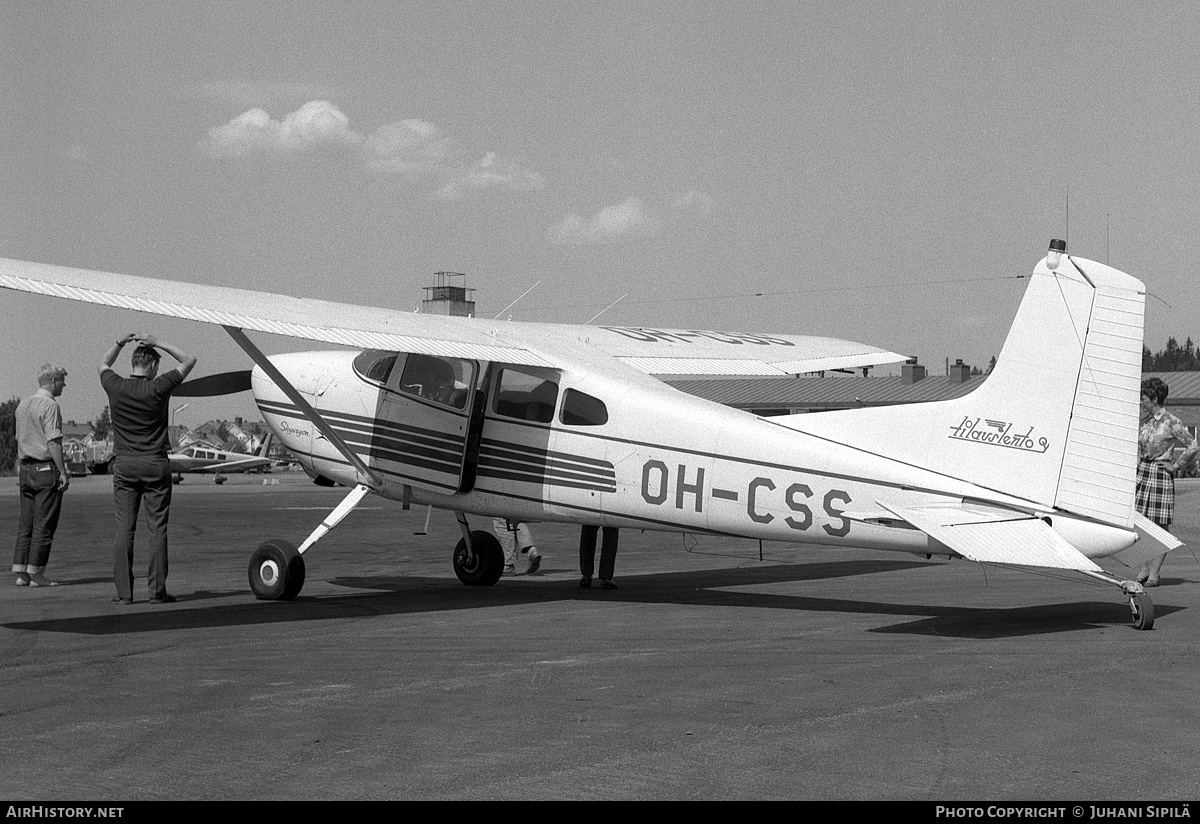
left=254, top=349, right=1135, bottom=561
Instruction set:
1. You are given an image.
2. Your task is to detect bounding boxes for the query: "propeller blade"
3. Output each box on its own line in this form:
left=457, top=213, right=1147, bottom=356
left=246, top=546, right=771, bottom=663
left=174, top=370, right=254, bottom=397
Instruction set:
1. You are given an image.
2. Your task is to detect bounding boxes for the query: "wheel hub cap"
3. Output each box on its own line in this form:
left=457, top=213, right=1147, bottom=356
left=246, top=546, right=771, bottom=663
left=260, top=559, right=280, bottom=586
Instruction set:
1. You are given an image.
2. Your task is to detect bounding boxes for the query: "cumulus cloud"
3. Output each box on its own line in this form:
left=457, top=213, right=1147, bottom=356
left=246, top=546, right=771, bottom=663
left=362, top=118, right=454, bottom=176
left=547, top=198, right=662, bottom=246
left=201, top=100, right=362, bottom=158
left=200, top=101, right=544, bottom=199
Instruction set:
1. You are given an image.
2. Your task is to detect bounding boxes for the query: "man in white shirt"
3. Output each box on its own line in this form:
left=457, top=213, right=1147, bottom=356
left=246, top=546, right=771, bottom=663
left=13, top=364, right=69, bottom=587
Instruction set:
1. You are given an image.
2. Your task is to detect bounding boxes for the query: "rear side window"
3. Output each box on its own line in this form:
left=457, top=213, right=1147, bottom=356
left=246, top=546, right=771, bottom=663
left=493, top=368, right=559, bottom=423
left=560, top=389, right=608, bottom=426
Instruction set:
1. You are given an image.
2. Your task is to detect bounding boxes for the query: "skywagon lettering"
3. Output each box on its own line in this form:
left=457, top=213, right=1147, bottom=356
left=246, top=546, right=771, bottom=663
left=949, top=416, right=1049, bottom=453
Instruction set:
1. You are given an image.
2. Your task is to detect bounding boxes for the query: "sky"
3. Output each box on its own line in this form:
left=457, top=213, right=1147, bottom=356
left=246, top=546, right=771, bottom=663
left=3, top=0, right=1200, bottom=429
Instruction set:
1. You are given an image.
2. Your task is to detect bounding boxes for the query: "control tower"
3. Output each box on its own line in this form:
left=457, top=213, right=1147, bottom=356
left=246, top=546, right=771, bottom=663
left=420, top=271, right=475, bottom=317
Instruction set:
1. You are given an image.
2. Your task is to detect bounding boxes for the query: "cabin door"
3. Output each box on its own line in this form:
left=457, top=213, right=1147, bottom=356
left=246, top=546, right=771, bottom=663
left=356, top=351, right=481, bottom=495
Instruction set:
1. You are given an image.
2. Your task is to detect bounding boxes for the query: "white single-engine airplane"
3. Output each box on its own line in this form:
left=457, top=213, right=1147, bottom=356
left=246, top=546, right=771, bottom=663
left=0, top=241, right=1175, bottom=629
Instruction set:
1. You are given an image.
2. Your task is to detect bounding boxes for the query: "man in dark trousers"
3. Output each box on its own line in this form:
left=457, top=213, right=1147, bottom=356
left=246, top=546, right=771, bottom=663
left=579, top=524, right=619, bottom=590
left=13, top=364, right=70, bottom=587
left=99, top=333, right=196, bottom=604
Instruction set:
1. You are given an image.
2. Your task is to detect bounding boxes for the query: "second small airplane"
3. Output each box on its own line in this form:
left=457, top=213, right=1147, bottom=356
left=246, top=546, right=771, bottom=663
left=169, top=433, right=274, bottom=484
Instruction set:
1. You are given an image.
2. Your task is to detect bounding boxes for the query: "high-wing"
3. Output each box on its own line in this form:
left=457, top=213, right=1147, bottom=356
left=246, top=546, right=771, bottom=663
left=0, top=258, right=551, bottom=366
left=0, top=258, right=904, bottom=377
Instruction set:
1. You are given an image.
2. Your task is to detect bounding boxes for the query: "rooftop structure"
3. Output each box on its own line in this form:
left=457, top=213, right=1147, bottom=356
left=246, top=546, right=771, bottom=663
left=421, top=272, right=475, bottom=317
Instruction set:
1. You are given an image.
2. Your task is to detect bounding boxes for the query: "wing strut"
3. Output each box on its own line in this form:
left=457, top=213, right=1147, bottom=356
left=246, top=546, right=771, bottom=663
left=297, top=483, right=373, bottom=555
left=223, top=325, right=383, bottom=490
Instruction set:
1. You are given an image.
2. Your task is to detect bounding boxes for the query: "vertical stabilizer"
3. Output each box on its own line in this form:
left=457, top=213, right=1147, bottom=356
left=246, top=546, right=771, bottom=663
left=779, top=251, right=1145, bottom=527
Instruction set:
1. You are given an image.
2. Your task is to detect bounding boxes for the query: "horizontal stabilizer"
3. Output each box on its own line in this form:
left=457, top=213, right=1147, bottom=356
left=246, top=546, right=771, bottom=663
left=1106, top=513, right=1185, bottom=569
left=879, top=502, right=1103, bottom=572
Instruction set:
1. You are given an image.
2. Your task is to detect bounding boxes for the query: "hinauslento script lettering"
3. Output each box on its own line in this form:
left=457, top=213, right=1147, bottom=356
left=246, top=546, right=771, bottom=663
left=948, top=416, right=1050, bottom=453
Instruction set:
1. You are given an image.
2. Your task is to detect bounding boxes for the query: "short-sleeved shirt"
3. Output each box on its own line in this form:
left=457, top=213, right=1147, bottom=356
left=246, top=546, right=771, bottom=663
left=101, top=368, right=183, bottom=457
left=15, top=389, right=63, bottom=461
left=1138, top=406, right=1199, bottom=466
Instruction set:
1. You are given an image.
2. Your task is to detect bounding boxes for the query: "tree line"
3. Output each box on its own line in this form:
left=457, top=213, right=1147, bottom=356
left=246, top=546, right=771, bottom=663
left=1143, top=337, right=1200, bottom=371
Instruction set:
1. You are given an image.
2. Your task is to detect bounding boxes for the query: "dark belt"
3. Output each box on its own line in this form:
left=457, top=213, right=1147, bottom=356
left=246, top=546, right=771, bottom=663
left=20, top=458, right=52, bottom=465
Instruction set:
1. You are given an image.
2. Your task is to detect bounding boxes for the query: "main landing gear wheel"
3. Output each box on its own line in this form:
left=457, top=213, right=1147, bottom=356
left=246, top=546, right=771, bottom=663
left=249, top=539, right=306, bottom=600
left=1130, top=592, right=1155, bottom=631
left=453, top=530, right=505, bottom=586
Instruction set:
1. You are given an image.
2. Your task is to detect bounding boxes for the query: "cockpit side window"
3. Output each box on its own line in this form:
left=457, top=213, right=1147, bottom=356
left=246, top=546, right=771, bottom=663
left=560, top=389, right=608, bottom=426
left=493, top=368, right=559, bottom=423
left=399, top=354, right=473, bottom=409
left=353, top=350, right=399, bottom=386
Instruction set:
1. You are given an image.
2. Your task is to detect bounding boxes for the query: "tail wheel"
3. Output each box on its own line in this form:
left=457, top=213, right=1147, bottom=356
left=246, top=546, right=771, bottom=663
left=249, top=539, right=306, bottom=600
left=1130, top=592, right=1155, bottom=631
left=453, top=530, right=505, bottom=586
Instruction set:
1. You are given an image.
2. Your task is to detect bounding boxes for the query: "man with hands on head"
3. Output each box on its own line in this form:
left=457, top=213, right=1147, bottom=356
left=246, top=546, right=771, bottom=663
left=99, top=333, right=196, bottom=605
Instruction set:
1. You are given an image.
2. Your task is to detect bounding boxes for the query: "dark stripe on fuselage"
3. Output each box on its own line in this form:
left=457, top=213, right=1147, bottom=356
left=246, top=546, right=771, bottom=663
left=257, top=399, right=616, bottom=493
left=477, top=438, right=616, bottom=492
left=478, top=436, right=614, bottom=469
left=475, top=467, right=616, bottom=493
left=258, top=400, right=464, bottom=476
left=258, top=399, right=465, bottom=448
left=476, top=455, right=615, bottom=488
left=281, top=445, right=461, bottom=491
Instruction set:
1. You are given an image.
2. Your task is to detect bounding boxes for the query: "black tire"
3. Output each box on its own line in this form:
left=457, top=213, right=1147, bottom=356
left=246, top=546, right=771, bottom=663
left=453, top=530, right=505, bottom=586
left=1131, top=593, right=1155, bottom=631
left=249, top=539, right=306, bottom=600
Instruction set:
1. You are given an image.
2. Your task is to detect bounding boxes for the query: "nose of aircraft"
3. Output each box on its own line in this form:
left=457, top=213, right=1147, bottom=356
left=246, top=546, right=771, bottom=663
left=250, top=351, right=336, bottom=404
left=251, top=350, right=358, bottom=467
left=251, top=348, right=369, bottom=429
left=251, top=349, right=375, bottom=484
left=251, top=349, right=372, bottom=406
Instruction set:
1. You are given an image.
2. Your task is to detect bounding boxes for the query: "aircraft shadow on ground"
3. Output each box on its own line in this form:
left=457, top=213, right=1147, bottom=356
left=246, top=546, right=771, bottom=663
left=5, top=558, right=1175, bottom=639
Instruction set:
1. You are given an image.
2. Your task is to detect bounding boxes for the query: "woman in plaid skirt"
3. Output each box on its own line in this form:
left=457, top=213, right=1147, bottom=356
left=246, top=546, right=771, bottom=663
left=1136, top=377, right=1199, bottom=586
